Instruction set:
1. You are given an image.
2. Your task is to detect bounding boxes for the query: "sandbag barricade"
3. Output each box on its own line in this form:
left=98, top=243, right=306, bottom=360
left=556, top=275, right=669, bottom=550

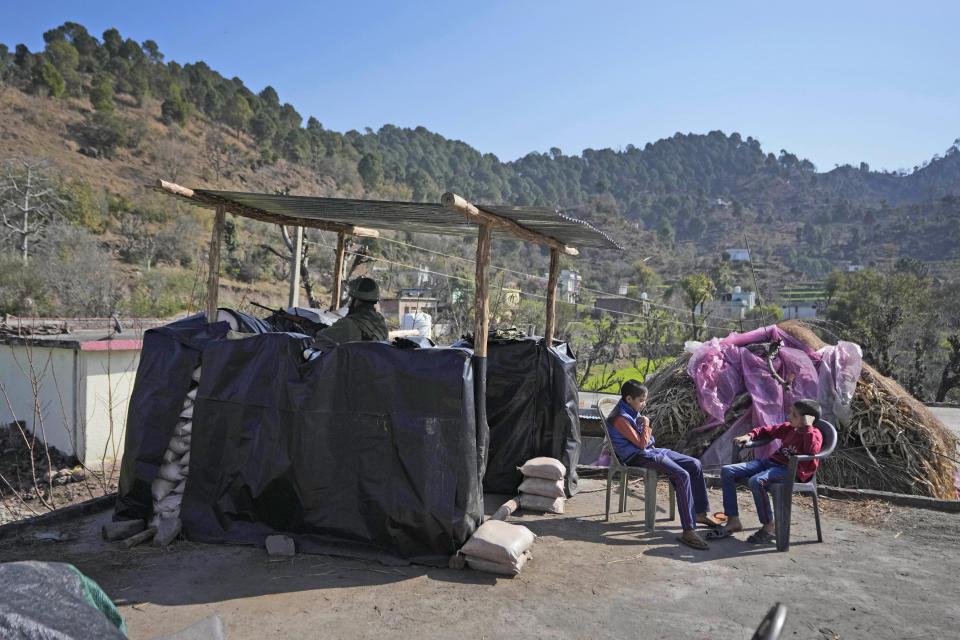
left=117, top=312, right=486, bottom=565
left=181, top=336, right=484, bottom=565
left=460, top=337, right=581, bottom=497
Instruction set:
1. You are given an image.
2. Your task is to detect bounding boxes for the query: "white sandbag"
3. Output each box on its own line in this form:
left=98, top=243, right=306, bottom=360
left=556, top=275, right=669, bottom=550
left=172, top=479, right=187, bottom=494
left=459, top=520, right=536, bottom=565
left=158, top=461, right=186, bottom=482
left=518, top=476, right=565, bottom=498
left=191, top=366, right=202, bottom=382
left=186, top=387, right=198, bottom=401
left=175, top=420, right=192, bottom=438
left=519, top=493, right=565, bottom=514
left=168, top=436, right=190, bottom=456
left=180, top=451, right=190, bottom=468
left=155, top=492, right=182, bottom=515
left=465, top=549, right=531, bottom=576
left=151, top=477, right=176, bottom=502
left=162, top=449, right=182, bottom=464
left=181, top=397, right=194, bottom=411
left=179, top=404, right=194, bottom=419
left=518, top=457, right=566, bottom=481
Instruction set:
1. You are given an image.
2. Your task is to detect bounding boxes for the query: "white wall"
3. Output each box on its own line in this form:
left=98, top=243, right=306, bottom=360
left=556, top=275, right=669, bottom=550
left=0, top=344, right=140, bottom=466
left=80, top=349, right=139, bottom=466
left=0, top=345, right=78, bottom=457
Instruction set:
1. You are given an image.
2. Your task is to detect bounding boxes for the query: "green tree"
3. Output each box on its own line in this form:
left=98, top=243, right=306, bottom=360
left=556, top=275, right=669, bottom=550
left=221, top=93, right=253, bottom=138
left=358, top=152, right=385, bottom=189
left=36, top=61, right=65, bottom=97
left=89, top=73, right=114, bottom=112
left=632, top=261, right=659, bottom=293
left=680, top=273, right=714, bottom=339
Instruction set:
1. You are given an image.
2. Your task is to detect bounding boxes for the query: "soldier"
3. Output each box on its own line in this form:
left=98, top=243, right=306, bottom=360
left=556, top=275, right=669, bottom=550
left=311, top=277, right=388, bottom=351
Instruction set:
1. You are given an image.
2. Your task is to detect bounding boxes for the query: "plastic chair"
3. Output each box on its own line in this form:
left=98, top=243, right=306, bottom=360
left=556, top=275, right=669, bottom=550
left=733, top=419, right=838, bottom=552
left=598, top=398, right=675, bottom=530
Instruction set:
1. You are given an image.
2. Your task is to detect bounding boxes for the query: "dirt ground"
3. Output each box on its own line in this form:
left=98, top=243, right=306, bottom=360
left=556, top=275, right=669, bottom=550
left=0, top=422, right=119, bottom=525
left=1, top=476, right=958, bottom=640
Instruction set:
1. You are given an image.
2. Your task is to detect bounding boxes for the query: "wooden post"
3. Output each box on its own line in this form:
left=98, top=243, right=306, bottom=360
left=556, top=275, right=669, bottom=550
left=206, top=206, right=225, bottom=323
left=544, top=248, right=560, bottom=345
left=473, top=224, right=492, bottom=357
left=287, top=225, right=303, bottom=308
left=331, top=231, right=346, bottom=310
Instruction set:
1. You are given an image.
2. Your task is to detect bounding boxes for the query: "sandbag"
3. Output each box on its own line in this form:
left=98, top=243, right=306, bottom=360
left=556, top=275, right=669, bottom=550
left=155, top=493, right=183, bottom=515
left=465, top=549, right=531, bottom=576
left=151, top=477, right=176, bottom=502
left=519, top=493, right=565, bottom=514
left=518, top=476, right=565, bottom=498
left=158, top=462, right=185, bottom=483
left=459, top=520, right=535, bottom=565
left=167, top=435, right=190, bottom=456
left=518, top=457, right=566, bottom=481
left=161, top=449, right=182, bottom=464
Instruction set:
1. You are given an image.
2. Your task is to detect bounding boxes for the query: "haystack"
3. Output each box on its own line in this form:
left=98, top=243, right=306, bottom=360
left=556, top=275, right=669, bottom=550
left=644, top=321, right=958, bottom=499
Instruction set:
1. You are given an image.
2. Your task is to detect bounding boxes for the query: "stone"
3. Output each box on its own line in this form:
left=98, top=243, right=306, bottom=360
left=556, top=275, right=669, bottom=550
left=265, top=534, right=296, bottom=560
left=71, top=468, right=88, bottom=482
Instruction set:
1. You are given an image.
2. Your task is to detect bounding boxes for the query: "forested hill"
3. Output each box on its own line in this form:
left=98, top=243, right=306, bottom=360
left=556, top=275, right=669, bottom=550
left=1, top=21, right=959, bottom=314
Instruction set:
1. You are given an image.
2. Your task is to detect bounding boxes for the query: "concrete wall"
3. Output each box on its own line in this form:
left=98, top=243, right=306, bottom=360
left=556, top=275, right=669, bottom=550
left=0, top=345, right=78, bottom=456
left=0, top=343, right=139, bottom=466
left=79, top=349, right=139, bottom=466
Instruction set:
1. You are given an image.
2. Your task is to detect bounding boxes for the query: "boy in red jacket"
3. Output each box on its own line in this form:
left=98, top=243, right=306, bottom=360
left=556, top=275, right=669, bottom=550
left=718, top=399, right=823, bottom=544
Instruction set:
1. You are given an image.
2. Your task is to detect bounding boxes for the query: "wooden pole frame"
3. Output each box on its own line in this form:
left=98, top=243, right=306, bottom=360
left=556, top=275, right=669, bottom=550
left=473, top=224, right=492, bottom=358
left=287, top=225, right=303, bottom=308
left=206, top=205, right=226, bottom=323
left=442, top=192, right=578, bottom=256
left=331, top=231, right=346, bottom=311
left=545, top=248, right=560, bottom=345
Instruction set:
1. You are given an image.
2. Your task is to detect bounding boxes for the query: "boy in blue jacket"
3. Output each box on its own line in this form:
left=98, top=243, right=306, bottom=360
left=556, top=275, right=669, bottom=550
left=607, top=380, right=719, bottom=550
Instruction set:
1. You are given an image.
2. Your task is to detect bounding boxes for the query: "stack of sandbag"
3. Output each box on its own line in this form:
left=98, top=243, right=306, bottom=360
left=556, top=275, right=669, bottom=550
left=459, top=520, right=536, bottom=576
left=149, top=364, right=199, bottom=532
left=517, top=457, right=566, bottom=514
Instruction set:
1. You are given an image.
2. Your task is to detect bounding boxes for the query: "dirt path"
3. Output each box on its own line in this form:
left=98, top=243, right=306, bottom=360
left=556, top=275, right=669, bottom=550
left=1, top=480, right=958, bottom=639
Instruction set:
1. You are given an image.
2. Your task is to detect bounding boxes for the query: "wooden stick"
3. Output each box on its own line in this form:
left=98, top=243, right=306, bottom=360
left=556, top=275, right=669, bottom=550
left=441, top=192, right=578, bottom=256
left=206, top=206, right=225, bottom=323
left=473, top=224, right=492, bottom=358
left=120, top=526, right=157, bottom=549
left=287, top=225, right=303, bottom=308
left=488, top=496, right=520, bottom=521
left=545, top=248, right=560, bottom=345
left=331, top=231, right=346, bottom=310
left=155, top=180, right=379, bottom=237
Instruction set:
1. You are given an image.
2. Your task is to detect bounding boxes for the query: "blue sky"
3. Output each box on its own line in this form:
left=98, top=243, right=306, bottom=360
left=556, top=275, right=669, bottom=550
left=2, top=1, right=958, bottom=173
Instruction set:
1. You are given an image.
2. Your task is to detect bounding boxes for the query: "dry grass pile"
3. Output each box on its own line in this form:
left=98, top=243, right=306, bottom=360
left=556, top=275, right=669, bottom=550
left=641, top=321, right=959, bottom=499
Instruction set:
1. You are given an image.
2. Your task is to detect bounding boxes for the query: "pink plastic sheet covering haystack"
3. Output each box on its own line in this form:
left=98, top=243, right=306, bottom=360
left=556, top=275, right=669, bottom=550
left=687, top=325, right=862, bottom=467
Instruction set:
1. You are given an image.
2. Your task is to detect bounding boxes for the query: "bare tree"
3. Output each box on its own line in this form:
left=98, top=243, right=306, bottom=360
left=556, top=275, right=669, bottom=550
left=202, top=130, right=240, bottom=186
left=152, top=135, right=195, bottom=184
left=0, top=158, right=65, bottom=263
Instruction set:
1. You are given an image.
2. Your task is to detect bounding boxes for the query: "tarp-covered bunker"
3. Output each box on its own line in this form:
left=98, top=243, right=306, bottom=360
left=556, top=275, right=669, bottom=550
left=644, top=321, right=959, bottom=499
left=115, top=183, right=621, bottom=563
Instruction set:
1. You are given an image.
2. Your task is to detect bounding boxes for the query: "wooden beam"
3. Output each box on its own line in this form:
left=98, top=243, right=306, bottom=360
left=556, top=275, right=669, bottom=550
left=545, top=248, right=560, bottom=345
left=287, top=225, right=303, bottom=308
left=154, top=180, right=379, bottom=237
left=206, top=205, right=225, bottom=323
left=441, top=192, right=578, bottom=256
left=331, top=231, right=346, bottom=311
left=473, top=224, right=492, bottom=358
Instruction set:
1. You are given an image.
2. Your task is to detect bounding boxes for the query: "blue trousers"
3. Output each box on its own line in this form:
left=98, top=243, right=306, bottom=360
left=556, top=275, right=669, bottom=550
left=720, top=459, right=787, bottom=525
left=622, top=448, right=709, bottom=530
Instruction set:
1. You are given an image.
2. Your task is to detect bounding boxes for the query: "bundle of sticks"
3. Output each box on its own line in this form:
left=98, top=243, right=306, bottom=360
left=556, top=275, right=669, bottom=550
left=641, top=322, right=959, bottom=498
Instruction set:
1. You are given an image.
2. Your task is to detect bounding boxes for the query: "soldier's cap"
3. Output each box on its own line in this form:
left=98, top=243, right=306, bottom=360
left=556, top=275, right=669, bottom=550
left=348, top=277, right=380, bottom=302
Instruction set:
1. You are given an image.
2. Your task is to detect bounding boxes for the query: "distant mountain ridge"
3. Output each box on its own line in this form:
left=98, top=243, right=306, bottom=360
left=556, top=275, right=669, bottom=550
left=1, top=22, right=958, bottom=291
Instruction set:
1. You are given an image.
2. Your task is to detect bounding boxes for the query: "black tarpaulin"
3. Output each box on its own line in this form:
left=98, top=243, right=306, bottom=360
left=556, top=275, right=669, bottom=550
left=115, top=313, right=231, bottom=521
left=180, top=336, right=484, bottom=565
left=462, top=336, right=581, bottom=496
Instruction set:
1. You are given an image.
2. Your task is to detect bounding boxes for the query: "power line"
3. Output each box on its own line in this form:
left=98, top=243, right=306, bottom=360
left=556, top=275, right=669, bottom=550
left=373, top=234, right=742, bottom=324
left=323, top=243, right=739, bottom=333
